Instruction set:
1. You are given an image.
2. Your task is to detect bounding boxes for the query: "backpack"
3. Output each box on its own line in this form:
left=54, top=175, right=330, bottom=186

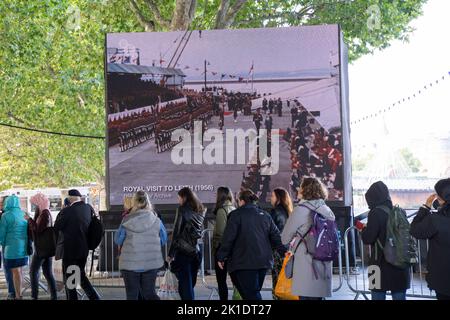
left=303, top=208, right=340, bottom=262
left=87, top=207, right=104, bottom=250
left=376, top=205, right=418, bottom=269
left=286, top=205, right=339, bottom=279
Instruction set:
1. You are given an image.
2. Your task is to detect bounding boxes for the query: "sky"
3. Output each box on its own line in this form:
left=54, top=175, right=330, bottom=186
left=348, top=0, right=450, bottom=177
left=107, top=25, right=339, bottom=79
left=349, top=0, right=450, bottom=145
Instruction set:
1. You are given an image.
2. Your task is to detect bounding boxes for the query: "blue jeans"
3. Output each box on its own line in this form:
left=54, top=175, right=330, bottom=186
left=121, top=269, right=160, bottom=300
left=173, top=251, right=201, bottom=300
left=371, top=290, right=407, bottom=300
left=2, top=254, right=15, bottom=297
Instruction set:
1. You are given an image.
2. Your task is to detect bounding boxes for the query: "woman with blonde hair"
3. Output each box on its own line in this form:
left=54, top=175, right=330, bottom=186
left=281, top=177, right=335, bottom=300
left=114, top=191, right=168, bottom=300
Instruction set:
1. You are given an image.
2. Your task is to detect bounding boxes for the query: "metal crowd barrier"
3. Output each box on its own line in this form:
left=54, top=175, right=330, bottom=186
left=343, top=225, right=436, bottom=300
left=4, top=226, right=347, bottom=300
left=198, top=228, right=344, bottom=300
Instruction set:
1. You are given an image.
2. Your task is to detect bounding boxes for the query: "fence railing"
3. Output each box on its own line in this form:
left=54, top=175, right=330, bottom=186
left=343, top=225, right=435, bottom=300
left=1, top=220, right=435, bottom=300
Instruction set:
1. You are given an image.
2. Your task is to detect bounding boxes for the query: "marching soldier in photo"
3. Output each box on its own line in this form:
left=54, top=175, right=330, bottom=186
left=253, top=108, right=263, bottom=135
left=262, top=97, right=268, bottom=114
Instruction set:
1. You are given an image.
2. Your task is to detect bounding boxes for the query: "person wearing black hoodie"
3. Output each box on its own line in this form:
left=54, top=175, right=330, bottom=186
left=359, top=181, right=410, bottom=300
left=410, top=178, right=450, bottom=300
left=216, top=189, right=286, bottom=300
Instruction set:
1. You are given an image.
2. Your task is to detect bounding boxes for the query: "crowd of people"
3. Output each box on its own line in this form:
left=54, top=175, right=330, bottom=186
left=287, top=100, right=344, bottom=200
left=0, top=177, right=449, bottom=300
left=0, top=189, right=100, bottom=300
left=107, top=75, right=184, bottom=114
left=108, top=88, right=214, bottom=153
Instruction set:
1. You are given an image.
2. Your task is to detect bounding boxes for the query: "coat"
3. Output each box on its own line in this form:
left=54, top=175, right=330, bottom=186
left=0, top=195, right=28, bottom=259
left=54, top=201, right=92, bottom=260
left=212, top=201, right=236, bottom=250
left=411, top=205, right=450, bottom=296
left=216, top=204, right=285, bottom=273
left=168, top=204, right=204, bottom=258
left=270, top=204, right=288, bottom=233
left=281, top=199, right=335, bottom=298
left=118, top=209, right=164, bottom=271
left=361, top=181, right=411, bottom=292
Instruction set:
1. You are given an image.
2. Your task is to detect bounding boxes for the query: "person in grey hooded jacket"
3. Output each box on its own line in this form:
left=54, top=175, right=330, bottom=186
left=281, top=177, right=335, bottom=300
left=114, top=191, right=167, bottom=300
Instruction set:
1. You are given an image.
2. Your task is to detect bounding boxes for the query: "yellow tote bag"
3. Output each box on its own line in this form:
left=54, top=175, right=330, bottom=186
left=274, top=252, right=300, bottom=300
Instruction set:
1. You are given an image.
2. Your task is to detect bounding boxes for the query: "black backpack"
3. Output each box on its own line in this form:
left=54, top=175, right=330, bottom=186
left=87, top=207, right=104, bottom=250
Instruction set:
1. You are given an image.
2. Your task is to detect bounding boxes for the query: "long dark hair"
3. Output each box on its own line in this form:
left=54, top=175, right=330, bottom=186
left=214, top=187, right=234, bottom=215
left=273, top=187, right=294, bottom=215
left=178, top=187, right=204, bottom=214
left=238, top=189, right=258, bottom=205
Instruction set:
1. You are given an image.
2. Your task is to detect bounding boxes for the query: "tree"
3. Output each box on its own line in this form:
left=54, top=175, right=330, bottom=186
left=0, top=0, right=426, bottom=190
left=126, top=0, right=427, bottom=61
left=399, top=148, right=422, bottom=173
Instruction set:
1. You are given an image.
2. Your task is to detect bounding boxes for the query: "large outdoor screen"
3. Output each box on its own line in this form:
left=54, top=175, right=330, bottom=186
left=105, top=25, right=351, bottom=208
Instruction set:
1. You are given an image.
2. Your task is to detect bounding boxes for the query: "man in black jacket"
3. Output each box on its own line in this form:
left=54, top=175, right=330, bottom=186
left=216, top=190, right=286, bottom=300
left=410, top=178, right=450, bottom=300
left=54, top=189, right=100, bottom=300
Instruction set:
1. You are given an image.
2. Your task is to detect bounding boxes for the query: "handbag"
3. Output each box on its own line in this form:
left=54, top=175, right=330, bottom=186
left=35, top=227, right=57, bottom=258
left=274, top=252, right=300, bottom=300
left=27, top=222, right=33, bottom=256
left=157, top=268, right=181, bottom=300
left=232, top=287, right=242, bottom=300
left=34, top=213, right=56, bottom=258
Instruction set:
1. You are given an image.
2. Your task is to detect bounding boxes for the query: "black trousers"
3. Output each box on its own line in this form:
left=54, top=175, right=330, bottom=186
left=436, top=292, right=450, bottom=300
left=230, top=269, right=267, bottom=300
left=62, top=257, right=100, bottom=300
left=214, top=251, right=229, bottom=301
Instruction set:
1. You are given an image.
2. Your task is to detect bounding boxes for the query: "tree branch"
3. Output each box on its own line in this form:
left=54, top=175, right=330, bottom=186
left=171, top=0, right=197, bottom=30
left=216, top=0, right=247, bottom=29
left=215, top=0, right=231, bottom=29
left=129, top=0, right=155, bottom=31
left=143, top=0, right=171, bottom=29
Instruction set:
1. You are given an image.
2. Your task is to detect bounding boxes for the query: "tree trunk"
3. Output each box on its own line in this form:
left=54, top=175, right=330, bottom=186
left=171, top=0, right=197, bottom=30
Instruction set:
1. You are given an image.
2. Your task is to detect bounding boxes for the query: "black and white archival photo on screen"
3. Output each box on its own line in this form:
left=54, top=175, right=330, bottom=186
left=106, top=25, right=351, bottom=207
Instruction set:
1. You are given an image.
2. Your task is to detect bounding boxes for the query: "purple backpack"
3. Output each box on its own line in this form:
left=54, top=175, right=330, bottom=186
left=301, top=206, right=339, bottom=262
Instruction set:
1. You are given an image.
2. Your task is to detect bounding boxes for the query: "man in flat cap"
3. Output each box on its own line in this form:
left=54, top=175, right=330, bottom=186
left=411, top=178, right=450, bottom=300
left=54, top=189, right=100, bottom=300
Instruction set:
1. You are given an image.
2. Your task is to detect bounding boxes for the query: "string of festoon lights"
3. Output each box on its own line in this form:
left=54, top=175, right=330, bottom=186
left=350, top=71, right=450, bottom=125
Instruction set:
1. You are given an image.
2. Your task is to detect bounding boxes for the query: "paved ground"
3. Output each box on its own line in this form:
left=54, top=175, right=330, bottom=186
left=0, top=269, right=435, bottom=300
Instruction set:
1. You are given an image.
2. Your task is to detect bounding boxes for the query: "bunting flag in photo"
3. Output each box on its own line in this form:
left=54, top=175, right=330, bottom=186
left=249, top=63, right=254, bottom=75
left=221, top=74, right=226, bottom=79
left=184, top=66, right=190, bottom=69
left=195, top=67, right=199, bottom=71
left=211, top=71, right=217, bottom=76
left=351, top=71, right=450, bottom=125
left=238, top=77, right=244, bottom=82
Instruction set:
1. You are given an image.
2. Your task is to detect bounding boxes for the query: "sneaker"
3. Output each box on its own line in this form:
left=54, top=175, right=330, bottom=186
left=6, top=294, right=15, bottom=300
